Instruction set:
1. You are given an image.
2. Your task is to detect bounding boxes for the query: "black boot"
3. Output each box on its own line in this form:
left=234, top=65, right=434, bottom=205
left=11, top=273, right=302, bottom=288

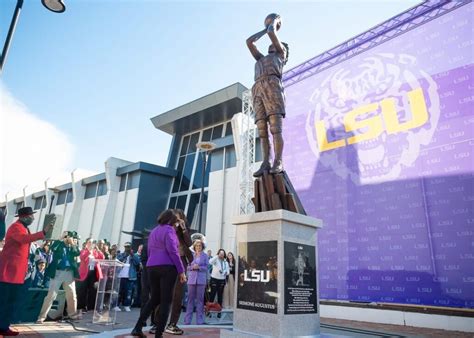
left=131, top=325, right=146, bottom=338
left=253, top=161, right=271, bottom=177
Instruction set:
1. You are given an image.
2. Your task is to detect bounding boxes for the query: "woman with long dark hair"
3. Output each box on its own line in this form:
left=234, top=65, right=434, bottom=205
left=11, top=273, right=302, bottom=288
left=223, top=251, right=236, bottom=309
left=164, top=209, right=193, bottom=335
left=131, top=209, right=186, bottom=338
left=208, top=248, right=229, bottom=308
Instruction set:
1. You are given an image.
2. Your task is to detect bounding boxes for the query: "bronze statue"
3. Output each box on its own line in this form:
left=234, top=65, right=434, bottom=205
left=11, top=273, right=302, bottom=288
left=246, top=13, right=289, bottom=177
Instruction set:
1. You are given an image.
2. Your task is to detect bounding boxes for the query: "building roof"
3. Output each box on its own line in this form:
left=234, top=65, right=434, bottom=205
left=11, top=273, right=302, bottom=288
left=116, top=161, right=177, bottom=177
left=150, top=82, right=248, bottom=135
left=82, top=173, right=106, bottom=185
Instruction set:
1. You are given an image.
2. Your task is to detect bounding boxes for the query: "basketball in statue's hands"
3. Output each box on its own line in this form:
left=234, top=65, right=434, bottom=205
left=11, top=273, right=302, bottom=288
left=265, top=13, right=281, bottom=30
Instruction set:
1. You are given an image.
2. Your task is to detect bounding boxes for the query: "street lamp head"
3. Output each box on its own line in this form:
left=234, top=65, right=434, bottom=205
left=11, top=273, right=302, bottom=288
left=41, top=0, right=66, bottom=13
left=196, top=141, right=216, bottom=152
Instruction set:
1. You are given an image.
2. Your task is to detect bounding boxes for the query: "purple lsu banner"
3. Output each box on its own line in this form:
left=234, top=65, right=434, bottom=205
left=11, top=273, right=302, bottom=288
left=282, top=4, right=473, bottom=308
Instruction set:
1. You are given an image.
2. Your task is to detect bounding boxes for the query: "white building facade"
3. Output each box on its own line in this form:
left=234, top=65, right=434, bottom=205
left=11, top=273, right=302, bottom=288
left=1, top=82, right=255, bottom=254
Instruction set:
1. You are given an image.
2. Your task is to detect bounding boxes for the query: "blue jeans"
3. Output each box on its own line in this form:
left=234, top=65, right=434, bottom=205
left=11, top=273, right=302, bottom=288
left=119, top=278, right=136, bottom=307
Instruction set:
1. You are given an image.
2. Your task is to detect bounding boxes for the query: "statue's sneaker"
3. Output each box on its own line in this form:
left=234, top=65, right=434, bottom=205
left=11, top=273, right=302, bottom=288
left=269, top=160, right=283, bottom=174
left=253, top=161, right=271, bottom=177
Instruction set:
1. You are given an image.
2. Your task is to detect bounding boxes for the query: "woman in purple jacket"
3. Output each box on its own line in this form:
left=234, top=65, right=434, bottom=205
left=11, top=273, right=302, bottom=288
left=131, top=209, right=187, bottom=338
left=184, top=239, right=209, bottom=325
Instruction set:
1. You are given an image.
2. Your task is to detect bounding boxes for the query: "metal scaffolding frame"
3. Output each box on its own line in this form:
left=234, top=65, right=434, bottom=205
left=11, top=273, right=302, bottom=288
left=283, top=0, right=467, bottom=88
left=239, top=90, right=256, bottom=215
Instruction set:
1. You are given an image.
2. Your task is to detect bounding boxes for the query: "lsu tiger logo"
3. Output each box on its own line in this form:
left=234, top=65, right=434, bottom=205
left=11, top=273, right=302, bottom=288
left=305, top=53, right=440, bottom=184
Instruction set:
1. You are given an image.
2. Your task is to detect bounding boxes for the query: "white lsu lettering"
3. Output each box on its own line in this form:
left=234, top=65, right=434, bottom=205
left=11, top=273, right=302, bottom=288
left=244, top=270, right=270, bottom=283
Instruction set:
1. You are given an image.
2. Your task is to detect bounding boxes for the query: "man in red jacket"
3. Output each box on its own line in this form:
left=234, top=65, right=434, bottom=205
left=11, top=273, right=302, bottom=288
left=0, top=207, right=54, bottom=336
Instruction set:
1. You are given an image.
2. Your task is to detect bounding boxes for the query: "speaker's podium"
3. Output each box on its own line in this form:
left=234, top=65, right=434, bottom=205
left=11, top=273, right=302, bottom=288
left=93, top=259, right=124, bottom=325
left=223, top=209, right=323, bottom=337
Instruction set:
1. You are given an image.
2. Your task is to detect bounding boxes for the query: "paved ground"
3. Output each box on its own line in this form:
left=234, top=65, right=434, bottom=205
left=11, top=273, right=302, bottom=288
left=8, top=308, right=473, bottom=337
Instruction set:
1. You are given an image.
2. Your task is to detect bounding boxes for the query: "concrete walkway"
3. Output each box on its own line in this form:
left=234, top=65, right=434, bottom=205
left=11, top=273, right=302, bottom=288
left=8, top=308, right=472, bottom=337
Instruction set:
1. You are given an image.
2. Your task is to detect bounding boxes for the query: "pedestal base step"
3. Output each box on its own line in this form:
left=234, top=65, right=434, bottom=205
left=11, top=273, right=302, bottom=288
left=205, top=309, right=233, bottom=325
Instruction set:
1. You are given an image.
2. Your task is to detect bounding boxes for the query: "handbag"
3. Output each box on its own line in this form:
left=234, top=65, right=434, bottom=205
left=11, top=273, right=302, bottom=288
left=205, top=301, right=222, bottom=313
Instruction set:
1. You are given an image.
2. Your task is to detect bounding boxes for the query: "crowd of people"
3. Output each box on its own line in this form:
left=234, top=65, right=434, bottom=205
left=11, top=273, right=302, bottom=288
left=0, top=207, right=237, bottom=338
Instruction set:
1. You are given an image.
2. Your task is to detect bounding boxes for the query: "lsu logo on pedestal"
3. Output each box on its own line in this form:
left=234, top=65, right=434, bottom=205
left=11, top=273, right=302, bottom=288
left=305, top=53, right=440, bottom=184
left=244, top=269, right=271, bottom=282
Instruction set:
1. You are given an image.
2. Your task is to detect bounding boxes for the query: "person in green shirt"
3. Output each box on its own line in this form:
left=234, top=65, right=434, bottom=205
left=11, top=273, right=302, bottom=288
left=36, top=231, right=81, bottom=323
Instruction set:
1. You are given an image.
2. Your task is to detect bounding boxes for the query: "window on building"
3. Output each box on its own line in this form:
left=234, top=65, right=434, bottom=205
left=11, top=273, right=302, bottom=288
left=188, top=133, right=200, bottom=154
left=119, top=175, right=127, bottom=192
left=33, top=197, right=41, bottom=210
left=211, top=124, right=223, bottom=140
left=120, top=173, right=140, bottom=192
left=57, top=190, right=67, bottom=205
left=225, top=121, right=233, bottom=137
left=127, top=172, right=140, bottom=190
left=168, top=196, right=177, bottom=209
left=84, top=180, right=107, bottom=199
left=66, top=189, right=73, bottom=203
left=194, top=152, right=211, bottom=189
left=0, top=206, right=6, bottom=215
left=210, top=149, right=224, bottom=172
left=34, top=196, right=46, bottom=210
left=179, top=152, right=196, bottom=192
left=225, top=145, right=237, bottom=169
left=57, top=188, right=73, bottom=205
left=172, top=157, right=186, bottom=193
left=15, top=201, right=24, bottom=213
left=180, top=135, right=191, bottom=156
left=84, top=183, right=97, bottom=199
left=97, top=180, right=107, bottom=196
left=176, top=195, right=187, bottom=211
left=189, top=192, right=208, bottom=233
left=187, top=193, right=201, bottom=229
left=169, top=122, right=231, bottom=234
left=201, top=128, right=212, bottom=142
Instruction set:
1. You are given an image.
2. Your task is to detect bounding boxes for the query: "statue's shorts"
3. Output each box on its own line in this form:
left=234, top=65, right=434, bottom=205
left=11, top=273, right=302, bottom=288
left=252, top=75, right=286, bottom=123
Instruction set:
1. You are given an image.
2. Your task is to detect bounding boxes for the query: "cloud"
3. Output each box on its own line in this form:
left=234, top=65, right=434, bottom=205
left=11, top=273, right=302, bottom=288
left=0, top=84, right=75, bottom=199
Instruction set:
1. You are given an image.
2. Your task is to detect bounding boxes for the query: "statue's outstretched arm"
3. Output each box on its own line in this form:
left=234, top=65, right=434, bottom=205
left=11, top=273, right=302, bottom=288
left=267, top=16, right=286, bottom=58
left=246, top=29, right=266, bottom=61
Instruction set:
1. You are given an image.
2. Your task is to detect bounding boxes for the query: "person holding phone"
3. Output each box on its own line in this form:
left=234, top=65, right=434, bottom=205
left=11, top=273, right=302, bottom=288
left=116, top=242, right=141, bottom=312
left=208, top=249, right=230, bottom=310
left=36, top=231, right=81, bottom=323
left=131, top=209, right=186, bottom=338
left=78, top=238, right=104, bottom=313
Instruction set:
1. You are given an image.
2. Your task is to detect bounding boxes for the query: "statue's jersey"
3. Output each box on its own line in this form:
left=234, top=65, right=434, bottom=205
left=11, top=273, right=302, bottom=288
left=254, top=52, right=284, bottom=81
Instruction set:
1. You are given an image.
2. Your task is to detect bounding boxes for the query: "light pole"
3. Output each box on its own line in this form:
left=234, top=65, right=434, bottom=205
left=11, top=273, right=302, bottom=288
left=0, top=0, right=66, bottom=73
left=196, top=141, right=216, bottom=233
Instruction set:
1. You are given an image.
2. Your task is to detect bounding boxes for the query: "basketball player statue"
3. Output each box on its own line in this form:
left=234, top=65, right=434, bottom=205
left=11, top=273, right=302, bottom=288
left=246, top=13, right=289, bottom=177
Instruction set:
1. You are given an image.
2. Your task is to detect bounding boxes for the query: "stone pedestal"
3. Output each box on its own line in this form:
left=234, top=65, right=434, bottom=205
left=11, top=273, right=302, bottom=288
left=223, top=209, right=323, bottom=337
